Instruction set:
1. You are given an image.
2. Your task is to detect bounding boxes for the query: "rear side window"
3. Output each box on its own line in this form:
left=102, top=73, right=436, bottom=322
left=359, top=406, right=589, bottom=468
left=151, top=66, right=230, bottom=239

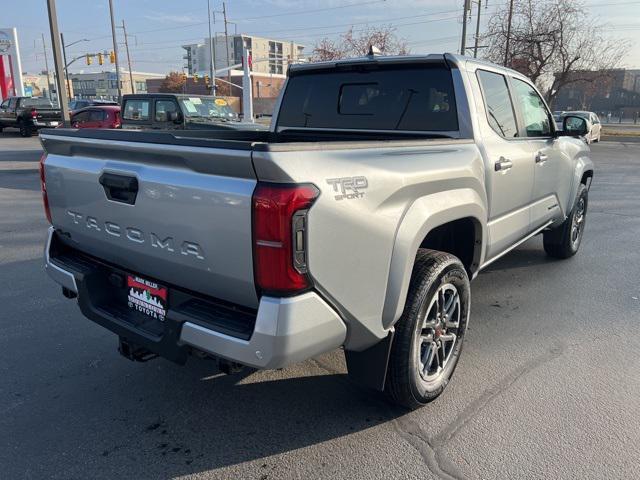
left=123, top=99, right=150, bottom=121
left=476, top=70, right=518, bottom=138
left=89, top=110, right=105, bottom=121
left=155, top=100, right=179, bottom=122
left=278, top=65, right=458, bottom=132
left=72, top=111, right=90, bottom=123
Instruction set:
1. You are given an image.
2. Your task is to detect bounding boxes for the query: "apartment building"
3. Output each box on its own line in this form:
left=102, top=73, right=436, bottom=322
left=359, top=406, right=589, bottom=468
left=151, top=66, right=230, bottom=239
left=182, top=34, right=304, bottom=76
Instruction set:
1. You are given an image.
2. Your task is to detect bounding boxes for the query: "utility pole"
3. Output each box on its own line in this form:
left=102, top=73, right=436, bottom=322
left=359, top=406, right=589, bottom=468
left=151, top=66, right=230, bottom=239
left=41, top=34, right=52, bottom=99
left=504, top=0, right=514, bottom=66
left=460, top=0, right=471, bottom=55
left=46, top=0, right=70, bottom=124
left=60, top=33, right=72, bottom=99
left=121, top=20, right=135, bottom=94
left=223, top=2, right=231, bottom=84
left=108, top=0, right=122, bottom=102
left=207, top=0, right=216, bottom=95
left=473, top=0, right=482, bottom=58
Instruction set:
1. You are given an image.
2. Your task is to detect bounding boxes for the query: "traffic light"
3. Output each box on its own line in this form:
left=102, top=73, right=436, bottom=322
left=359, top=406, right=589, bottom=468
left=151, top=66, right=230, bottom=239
left=86, top=54, right=92, bottom=65
left=193, top=73, right=199, bottom=83
left=204, top=74, right=210, bottom=88
left=181, top=72, right=187, bottom=82
left=98, top=53, right=104, bottom=65
left=109, top=51, right=116, bottom=64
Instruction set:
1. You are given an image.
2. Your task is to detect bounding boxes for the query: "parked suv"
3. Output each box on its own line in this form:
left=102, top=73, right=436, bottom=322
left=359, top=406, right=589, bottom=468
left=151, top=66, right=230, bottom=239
left=40, top=53, right=593, bottom=409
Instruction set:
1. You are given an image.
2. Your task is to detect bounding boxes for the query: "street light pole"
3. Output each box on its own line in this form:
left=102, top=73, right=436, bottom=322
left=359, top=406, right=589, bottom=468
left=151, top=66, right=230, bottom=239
left=108, top=0, right=122, bottom=102
left=60, top=33, right=72, bottom=99
left=46, top=0, right=70, bottom=124
left=40, top=33, right=52, bottom=99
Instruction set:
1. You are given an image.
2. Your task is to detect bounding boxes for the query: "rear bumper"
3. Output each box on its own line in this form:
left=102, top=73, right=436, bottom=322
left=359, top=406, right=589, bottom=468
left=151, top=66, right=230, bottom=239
left=44, top=227, right=346, bottom=369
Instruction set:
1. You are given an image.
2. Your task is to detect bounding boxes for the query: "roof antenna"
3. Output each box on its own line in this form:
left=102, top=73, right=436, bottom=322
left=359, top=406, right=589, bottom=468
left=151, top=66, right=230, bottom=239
left=367, top=45, right=382, bottom=57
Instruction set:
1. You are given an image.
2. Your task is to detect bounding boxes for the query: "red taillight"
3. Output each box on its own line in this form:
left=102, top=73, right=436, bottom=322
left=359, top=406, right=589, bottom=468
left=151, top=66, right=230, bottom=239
left=252, top=183, right=319, bottom=295
left=31, top=108, right=38, bottom=119
left=39, top=153, right=52, bottom=224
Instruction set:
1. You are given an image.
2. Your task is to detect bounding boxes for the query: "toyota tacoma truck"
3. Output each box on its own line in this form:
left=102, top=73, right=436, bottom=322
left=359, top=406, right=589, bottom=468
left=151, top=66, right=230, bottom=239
left=40, top=53, right=593, bottom=409
left=0, top=96, right=62, bottom=137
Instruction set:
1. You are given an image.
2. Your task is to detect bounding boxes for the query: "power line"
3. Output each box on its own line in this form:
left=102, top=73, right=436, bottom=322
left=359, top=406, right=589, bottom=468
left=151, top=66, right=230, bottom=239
left=233, top=0, right=387, bottom=21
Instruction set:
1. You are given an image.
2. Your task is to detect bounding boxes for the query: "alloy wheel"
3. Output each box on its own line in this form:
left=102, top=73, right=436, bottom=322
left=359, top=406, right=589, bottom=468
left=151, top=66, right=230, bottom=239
left=417, top=283, right=461, bottom=382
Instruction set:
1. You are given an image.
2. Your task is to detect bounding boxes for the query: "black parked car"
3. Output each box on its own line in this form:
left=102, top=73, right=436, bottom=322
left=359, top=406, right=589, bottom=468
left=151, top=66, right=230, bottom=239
left=0, top=97, right=63, bottom=137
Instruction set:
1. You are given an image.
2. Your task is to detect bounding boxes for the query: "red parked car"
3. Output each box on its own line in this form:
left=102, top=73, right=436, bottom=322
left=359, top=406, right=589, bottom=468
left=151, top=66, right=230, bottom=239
left=69, top=105, right=121, bottom=129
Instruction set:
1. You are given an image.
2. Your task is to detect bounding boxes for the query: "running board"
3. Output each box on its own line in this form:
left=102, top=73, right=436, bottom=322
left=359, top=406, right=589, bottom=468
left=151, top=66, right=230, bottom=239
left=479, top=220, right=553, bottom=271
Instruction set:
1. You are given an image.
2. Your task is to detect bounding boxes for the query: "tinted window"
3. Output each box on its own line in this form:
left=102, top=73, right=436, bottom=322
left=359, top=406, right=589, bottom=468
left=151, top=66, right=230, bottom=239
left=278, top=65, right=458, bottom=132
left=512, top=79, right=551, bottom=137
left=123, top=99, right=150, bottom=121
left=155, top=100, right=178, bottom=122
left=72, top=111, right=90, bottom=123
left=0, top=100, right=8, bottom=109
left=89, top=110, right=105, bottom=121
left=476, top=70, right=518, bottom=138
left=22, top=97, right=54, bottom=108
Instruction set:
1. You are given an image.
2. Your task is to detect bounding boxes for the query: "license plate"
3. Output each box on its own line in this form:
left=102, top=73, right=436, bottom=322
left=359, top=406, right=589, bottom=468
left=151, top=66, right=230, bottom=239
left=49, top=121, right=59, bottom=126
left=126, top=275, right=167, bottom=322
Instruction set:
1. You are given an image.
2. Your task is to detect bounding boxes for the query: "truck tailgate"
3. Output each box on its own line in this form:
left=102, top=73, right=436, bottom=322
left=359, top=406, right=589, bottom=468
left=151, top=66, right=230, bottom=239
left=40, top=132, right=258, bottom=308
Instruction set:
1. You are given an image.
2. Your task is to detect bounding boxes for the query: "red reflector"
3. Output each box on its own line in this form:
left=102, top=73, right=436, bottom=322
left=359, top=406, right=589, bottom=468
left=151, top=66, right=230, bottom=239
left=39, top=153, right=52, bottom=224
left=252, top=183, right=319, bottom=295
left=31, top=108, right=38, bottom=118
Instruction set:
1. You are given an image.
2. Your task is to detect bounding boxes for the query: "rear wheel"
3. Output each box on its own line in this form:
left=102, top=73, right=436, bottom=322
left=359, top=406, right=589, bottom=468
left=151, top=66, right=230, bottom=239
left=18, top=120, right=32, bottom=137
left=385, top=249, right=470, bottom=410
left=543, top=183, right=588, bottom=259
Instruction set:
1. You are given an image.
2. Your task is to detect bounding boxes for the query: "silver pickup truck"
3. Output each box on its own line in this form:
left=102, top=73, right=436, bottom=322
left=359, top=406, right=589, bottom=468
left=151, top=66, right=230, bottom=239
left=40, top=53, right=593, bottom=409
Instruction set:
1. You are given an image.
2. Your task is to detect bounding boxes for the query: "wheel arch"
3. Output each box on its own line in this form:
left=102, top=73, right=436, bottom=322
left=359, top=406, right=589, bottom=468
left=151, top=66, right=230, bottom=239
left=381, top=188, right=487, bottom=330
left=567, top=154, right=594, bottom=213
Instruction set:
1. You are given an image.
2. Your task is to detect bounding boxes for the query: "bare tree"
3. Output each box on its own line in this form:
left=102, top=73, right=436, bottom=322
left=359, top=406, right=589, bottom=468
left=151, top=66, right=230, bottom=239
left=483, top=0, right=629, bottom=105
left=311, top=25, right=409, bottom=62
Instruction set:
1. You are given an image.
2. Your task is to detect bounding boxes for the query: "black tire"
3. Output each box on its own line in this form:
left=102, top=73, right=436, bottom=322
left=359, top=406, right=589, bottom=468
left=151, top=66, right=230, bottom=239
left=18, top=120, right=32, bottom=138
left=543, top=183, right=588, bottom=259
left=385, top=249, right=470, bottom=410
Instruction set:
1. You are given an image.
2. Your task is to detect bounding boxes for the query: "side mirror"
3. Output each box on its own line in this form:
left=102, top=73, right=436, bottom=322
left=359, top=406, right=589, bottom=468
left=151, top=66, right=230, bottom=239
left=168, top=111, right=181, bottom=123
left=562, top=115, right=588, bottom=137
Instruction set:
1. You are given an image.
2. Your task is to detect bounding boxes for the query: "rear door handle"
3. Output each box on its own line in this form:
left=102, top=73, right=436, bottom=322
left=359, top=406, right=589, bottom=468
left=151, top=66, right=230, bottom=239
left=535, top=152, right=548, bottom=164
left=495, top=157, right=513, bottom=172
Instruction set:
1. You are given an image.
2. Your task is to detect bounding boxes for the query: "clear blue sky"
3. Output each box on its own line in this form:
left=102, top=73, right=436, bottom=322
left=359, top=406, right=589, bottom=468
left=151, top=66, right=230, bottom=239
left=5, top=0, right=640, bottom=75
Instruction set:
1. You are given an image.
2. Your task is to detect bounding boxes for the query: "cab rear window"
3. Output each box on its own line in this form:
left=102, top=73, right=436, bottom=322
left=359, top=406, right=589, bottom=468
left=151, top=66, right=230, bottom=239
left=278, top=64, right=458, bottom=132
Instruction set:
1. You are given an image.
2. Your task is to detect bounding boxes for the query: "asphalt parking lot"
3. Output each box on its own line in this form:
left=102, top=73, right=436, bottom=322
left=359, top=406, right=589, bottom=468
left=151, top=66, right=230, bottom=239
left=1, top=132, right=639, bottom=479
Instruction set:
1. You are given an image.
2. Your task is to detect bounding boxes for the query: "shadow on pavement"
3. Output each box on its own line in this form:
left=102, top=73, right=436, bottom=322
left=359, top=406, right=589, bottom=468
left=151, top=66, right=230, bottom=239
left=0, top=170, right=40, bottom=190
left=481, top=244, right=557, bottom=272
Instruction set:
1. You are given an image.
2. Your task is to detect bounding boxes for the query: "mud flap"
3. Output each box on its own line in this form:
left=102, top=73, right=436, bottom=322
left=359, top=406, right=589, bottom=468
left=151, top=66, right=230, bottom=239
left=344, top=330, right=394, bottom=391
